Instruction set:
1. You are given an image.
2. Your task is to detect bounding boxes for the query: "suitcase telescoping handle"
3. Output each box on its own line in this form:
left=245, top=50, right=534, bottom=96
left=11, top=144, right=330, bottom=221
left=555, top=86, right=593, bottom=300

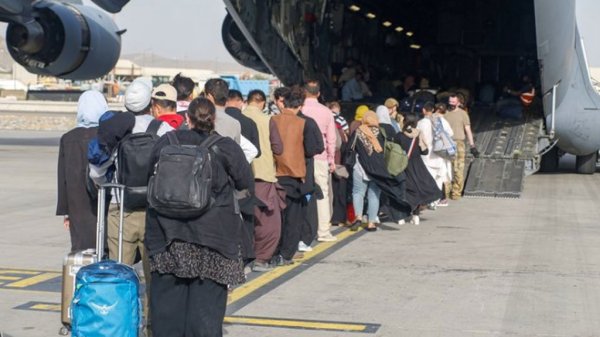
left=96, top=183, right=126, bottom=264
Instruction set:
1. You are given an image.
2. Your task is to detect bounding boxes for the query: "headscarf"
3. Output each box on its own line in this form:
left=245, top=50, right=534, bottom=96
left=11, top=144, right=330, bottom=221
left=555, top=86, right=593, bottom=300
left=357, top=111, right=383, bottom=155
left=375, top=105, right=392, bottom=125
left=403, top=125, right=428, bottom=154
left=77, top=90, right=108, bottom=128
left=354, top=105, right=369, bottom=121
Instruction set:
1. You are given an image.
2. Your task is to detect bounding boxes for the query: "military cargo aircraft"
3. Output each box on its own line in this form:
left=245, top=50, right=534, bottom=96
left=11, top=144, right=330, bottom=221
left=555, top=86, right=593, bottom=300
left=0, top=0, right=599, bottom=174
left=221, top=0, right=600, bottom=174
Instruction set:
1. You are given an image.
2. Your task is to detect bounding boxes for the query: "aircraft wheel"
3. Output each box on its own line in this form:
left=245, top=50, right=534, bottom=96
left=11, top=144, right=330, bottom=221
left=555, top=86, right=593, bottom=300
left=576, top=151, right=598, bottom=174
left=540, top=146, right=559, bottom=172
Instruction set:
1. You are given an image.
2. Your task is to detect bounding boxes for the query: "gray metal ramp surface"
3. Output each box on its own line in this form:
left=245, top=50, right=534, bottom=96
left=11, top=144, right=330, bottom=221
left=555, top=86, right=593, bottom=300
left=463, top=158, right=525, bottom=198
left=463, top=107, right=543, bottom=198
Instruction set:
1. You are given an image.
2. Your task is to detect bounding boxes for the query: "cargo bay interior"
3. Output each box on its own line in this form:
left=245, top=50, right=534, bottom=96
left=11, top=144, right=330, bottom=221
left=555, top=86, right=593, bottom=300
left=222, top=0, right=547, bottom=197
left=222, top=0, right=539, bottom=103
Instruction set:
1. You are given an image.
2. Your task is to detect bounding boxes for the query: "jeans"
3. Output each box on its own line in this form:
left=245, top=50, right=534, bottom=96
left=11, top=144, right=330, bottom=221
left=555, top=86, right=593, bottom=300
left=352, top=167, right=381, bottom=223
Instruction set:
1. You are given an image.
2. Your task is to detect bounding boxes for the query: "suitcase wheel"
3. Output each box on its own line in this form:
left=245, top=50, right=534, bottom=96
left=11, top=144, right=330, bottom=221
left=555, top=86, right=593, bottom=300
left=58, top=325, right=70, bottom=336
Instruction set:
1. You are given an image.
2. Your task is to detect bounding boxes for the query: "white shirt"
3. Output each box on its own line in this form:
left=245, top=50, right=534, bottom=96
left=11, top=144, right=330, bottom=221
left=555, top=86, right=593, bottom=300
left=239, top=135, right=258, bottom=163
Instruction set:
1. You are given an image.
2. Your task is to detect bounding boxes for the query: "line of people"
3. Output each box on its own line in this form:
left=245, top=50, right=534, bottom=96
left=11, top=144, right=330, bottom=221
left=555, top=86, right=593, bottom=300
left=56, top=73, right=478, bottom=336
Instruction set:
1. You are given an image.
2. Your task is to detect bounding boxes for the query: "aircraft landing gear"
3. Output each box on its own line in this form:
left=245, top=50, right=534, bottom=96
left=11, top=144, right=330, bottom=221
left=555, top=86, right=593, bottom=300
left=575, top=151, right=598, bottom=174
left=540, top=146, right=559, bottom=172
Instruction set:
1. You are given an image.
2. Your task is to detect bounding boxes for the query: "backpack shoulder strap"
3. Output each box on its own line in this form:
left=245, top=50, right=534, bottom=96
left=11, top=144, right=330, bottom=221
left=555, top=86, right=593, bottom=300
left=379, top=126, right=388, bottom=139
left=200, top=134, right=222, bottom=151
left=350, top=132, right=359, bottom=150
left=166, top=131, right=179, bottom=145
left=431, top=116, right=442, bottom=132
left=146, top=119, right=162, bottom=136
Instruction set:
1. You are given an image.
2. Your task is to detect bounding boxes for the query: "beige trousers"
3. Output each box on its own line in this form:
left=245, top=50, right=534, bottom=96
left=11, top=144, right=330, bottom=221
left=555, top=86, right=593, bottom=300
left=107, top=204, right=151, bottom=331
left=314, top=159, right=333, bottom=238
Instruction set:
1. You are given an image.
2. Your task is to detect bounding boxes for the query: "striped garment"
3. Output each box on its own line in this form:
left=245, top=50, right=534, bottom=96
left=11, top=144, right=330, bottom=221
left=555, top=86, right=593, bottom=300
left=334, top=113, right=349, bottom=132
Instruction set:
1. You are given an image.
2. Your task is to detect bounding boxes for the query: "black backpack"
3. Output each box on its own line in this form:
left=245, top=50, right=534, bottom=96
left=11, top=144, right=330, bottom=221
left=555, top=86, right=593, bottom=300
left=147, top=132, right=222, bottom=219
left=116, top=119, right=162, bottom=210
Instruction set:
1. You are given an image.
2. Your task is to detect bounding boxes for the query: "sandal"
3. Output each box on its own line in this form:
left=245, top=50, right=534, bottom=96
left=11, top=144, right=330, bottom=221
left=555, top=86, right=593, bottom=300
left=350, top=220, right=362, bottom=232
left=365, top=223, right=378, bottom=232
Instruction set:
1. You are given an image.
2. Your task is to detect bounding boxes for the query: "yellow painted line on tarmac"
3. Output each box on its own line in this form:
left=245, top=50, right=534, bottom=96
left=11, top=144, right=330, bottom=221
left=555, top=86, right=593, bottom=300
left=31, top=303, right=61, bottom=311
left=0, top=269, right=39, bottom=275
left=228, top=228, right=360, bottom=305
left=0, top=276, right=20, bottom=281
left=223, top=316, right=367, bottom=332
left=19, top=301, right=379, bottom=333
left=0, top=288, right=61, bottom=296
left=5, top=272, right=61, bottom=288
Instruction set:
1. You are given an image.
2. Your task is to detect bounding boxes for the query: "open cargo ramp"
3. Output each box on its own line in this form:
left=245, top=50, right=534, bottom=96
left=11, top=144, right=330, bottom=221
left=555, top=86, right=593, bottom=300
left=463, top=107, right=544, bottom=198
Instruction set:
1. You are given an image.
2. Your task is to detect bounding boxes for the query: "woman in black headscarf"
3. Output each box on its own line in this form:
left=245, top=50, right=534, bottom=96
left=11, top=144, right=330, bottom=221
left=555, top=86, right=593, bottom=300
left=393, top=114, right=442, bottom=224
left=349, top=111, right=411, bottom=231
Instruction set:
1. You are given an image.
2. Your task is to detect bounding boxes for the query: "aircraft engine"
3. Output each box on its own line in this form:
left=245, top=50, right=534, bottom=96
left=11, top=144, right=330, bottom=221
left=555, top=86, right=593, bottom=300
left=5, top=0, right=121, bottom=80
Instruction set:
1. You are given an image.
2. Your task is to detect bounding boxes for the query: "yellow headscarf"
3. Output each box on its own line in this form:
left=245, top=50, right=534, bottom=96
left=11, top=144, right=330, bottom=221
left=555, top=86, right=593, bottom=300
left=354, top=105, right=369, bottom=121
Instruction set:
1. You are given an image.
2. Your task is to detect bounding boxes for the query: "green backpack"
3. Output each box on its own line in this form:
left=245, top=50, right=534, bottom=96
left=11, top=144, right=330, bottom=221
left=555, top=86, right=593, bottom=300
left=380, top=127, right=408, bottom=176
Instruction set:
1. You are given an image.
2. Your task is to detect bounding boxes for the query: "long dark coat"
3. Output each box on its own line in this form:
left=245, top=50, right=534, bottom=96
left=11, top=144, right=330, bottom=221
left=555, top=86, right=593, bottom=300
left=56, top=127, right=99, bottom=252
left=394, top=132, right=441, bottom=208
left=354, top=130, right=412, bottom=215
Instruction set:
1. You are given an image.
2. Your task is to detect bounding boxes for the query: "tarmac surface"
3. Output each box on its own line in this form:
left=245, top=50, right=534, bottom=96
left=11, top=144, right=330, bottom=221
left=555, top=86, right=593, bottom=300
left=1, top=130, right=600, bottom=337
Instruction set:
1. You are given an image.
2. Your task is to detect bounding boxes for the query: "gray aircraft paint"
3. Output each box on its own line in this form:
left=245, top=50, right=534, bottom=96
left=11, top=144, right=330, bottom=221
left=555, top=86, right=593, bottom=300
left=535, top=0, right=600, bottom=155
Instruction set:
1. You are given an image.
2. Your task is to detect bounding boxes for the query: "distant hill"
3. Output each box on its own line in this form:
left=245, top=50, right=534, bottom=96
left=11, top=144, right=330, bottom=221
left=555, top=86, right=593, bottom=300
left=122, top=53, right=256, bottom=74
left=0, top=39, right=259, bottom=76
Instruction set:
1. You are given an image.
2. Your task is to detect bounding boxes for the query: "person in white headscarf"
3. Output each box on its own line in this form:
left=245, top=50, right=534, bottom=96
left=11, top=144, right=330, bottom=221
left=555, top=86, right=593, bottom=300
left=57, top=90, right=108, bottom=252
left=76, top=90, right=109, bottom=128
left=375, top=105, right=397, bottom=139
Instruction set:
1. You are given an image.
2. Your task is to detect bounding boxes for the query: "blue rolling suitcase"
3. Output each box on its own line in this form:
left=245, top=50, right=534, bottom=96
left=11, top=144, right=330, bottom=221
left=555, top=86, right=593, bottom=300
left=71, top=184, right=141, bottom=337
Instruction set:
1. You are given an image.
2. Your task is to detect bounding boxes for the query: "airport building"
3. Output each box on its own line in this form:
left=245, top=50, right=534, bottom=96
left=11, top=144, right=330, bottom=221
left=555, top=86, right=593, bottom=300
left=0, top=36, right=270, bottom=101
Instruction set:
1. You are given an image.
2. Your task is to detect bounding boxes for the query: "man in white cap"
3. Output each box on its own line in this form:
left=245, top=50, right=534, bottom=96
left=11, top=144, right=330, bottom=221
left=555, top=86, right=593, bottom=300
left=107, top=77, right=172, bottom=335
left=127, top=78, right=174, bottom=134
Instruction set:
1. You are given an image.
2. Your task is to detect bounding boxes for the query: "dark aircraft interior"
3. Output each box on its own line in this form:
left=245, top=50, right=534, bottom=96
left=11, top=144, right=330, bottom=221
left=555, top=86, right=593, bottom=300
left=223, top=0, right=539, bottom=102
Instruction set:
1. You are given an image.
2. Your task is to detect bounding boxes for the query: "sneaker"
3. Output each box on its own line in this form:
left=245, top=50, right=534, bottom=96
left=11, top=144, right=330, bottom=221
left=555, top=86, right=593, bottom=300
left=397, top=219, right=406, bottom=225
left=427, top=200, right=438, bottom=210
left=317, top=234, right=338, bottom=242
left=298, top=241, right=313, bottom=252
left=437, top=199, right=449, bottom=207
left=410, top=215, right=420, bottom=225
left=292, top=251, right=305, bottom=260
left=252, top=261, right=272, bottom=272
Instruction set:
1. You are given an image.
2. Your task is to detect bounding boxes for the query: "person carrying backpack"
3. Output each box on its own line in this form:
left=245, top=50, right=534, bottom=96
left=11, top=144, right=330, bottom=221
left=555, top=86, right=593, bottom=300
left=395, top=114, right=442, bottom=224
left=145, top=97, right=253, bottom=337
left=417, top=102, right=453, bottom=203
left=89, top=77, right=172, bottom=335
left=108, top=78, right=173, bottom=261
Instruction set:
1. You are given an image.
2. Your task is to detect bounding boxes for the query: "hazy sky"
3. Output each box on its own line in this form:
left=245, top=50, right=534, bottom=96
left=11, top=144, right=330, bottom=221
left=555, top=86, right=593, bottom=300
left=111, top=0, right=237, bottom=63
